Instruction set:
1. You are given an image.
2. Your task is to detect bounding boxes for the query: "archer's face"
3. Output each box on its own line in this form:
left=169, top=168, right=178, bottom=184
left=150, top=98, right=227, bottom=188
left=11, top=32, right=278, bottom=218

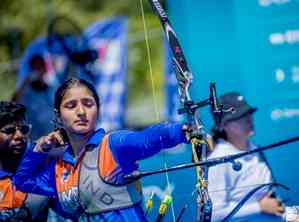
left=224, top=113, right=254, bottom=139
left=59, top=86, right=98, bottom=136
left=0, top=120, right=29, bottom=157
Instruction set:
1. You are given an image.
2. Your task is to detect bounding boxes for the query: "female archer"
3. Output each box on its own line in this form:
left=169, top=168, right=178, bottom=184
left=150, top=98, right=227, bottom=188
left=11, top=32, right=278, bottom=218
left=15, top=78, right=189, bottom=221
left=208, top=92, right=284, bottom=222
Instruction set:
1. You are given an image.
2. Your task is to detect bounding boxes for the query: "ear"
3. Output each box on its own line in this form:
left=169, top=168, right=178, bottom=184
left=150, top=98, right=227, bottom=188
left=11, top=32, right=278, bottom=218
left=223, top=121, right=238, bottom=134
left=221, top=121, right=236, bottom=134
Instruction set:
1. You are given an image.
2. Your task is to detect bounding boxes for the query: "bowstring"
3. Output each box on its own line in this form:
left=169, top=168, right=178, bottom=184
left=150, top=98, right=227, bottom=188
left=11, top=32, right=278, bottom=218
left=138, top=0, right=176, bottom=221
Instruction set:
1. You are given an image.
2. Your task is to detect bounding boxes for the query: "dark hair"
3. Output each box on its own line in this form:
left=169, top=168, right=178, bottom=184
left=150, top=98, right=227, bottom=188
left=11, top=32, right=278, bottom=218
left=211, top=126, right=227, bottom=142
left=54, top=78, right=100, bottom=114
left=0, top=102, right=26, bottom=128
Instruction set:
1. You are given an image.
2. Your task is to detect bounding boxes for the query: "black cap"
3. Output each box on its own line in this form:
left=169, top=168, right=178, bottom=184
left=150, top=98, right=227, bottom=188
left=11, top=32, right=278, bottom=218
left=219, top=92, right=257, bottom=124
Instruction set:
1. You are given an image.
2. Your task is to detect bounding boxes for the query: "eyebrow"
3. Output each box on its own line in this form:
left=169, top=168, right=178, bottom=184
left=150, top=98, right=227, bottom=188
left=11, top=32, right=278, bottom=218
left=2, top=124, right=17, bottom=127
left=65, top=97, right=94, bottom=102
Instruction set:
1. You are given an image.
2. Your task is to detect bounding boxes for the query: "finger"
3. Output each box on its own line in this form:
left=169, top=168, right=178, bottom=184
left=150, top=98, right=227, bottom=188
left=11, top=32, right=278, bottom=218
left=267, top=191, right=275, bottom=198
left=274, top=211, right=283, bottom=217
left=35, top=137, right=47, bottom=151
left=181, top=124, right=189, bottom=131
left=277, top=206, right=285, bottom=213
left=48, top=132, right=64, bottom=146
left=45, top=136, right=55, bottom=145
left=274, top=213, right=282, bottom=217
left=36, top=136, right=47, bottom=144
left=40, top=139, right=54, bottom=152
left=43, top=134, right=60, bottom=148
left=47, top=136, right=58, bottom=146
left=53, top=131, right=65, bottom=146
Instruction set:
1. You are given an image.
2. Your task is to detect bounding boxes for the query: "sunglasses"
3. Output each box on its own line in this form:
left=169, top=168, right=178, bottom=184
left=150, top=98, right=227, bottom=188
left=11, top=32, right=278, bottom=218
left=0, top=124, right=32, bottom=135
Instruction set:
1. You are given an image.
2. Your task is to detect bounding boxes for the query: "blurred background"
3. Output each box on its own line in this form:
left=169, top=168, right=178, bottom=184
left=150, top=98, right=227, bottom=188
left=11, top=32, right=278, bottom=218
left=1, top=0, right=299, bottom=221
left=0, top=0, right=165, bottom=127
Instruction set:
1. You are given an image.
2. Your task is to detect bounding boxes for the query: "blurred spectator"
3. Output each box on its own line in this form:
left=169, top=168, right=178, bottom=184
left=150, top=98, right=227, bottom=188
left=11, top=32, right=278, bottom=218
left=12, top=54, right=55, bottom=140
left=208, top=92, right=284, bottom=222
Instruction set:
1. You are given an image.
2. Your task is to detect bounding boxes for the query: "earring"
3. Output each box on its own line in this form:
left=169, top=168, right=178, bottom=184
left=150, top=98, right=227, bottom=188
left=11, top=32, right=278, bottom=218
left=52, top=109, right=64, bottom=129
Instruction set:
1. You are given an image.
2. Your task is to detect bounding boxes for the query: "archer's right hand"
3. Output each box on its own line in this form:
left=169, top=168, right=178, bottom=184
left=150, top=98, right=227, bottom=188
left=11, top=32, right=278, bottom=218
left=259, top=194, right=285, bottom=217
left=34, top=130, right=65, bottom=153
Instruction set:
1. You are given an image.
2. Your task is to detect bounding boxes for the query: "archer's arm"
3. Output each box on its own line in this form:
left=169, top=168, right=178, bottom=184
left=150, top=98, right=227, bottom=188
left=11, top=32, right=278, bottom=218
left=108, top=122, right=187, bottom=168
left=14, top=148, right=57, bottom=197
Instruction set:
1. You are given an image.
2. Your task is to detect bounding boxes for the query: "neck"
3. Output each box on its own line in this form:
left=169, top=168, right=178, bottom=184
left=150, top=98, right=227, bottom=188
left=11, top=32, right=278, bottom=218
left=67, top=132, right=92, bottom=157
left=226, top=134, right=249, bottom=151
left=0, top=154, right=22, bottom=174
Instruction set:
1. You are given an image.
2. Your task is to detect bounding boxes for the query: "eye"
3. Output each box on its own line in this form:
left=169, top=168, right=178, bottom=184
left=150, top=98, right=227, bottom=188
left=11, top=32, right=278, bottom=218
left=63, top=100, right=77, bottom=109
left=81, top=98, right=96, bottom=108
left=19, top=124, right=31, bottom=135
left=0, top=126, right=16, bottom=135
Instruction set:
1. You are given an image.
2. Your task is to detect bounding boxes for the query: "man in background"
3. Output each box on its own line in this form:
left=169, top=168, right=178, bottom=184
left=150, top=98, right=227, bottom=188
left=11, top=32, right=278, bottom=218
left=0, top=101, right=49, bottom=221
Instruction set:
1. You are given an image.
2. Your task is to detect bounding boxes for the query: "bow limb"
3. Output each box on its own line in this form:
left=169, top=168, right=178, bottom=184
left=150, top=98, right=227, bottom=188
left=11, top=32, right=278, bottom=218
left=147, top=0, right=193, bottom=105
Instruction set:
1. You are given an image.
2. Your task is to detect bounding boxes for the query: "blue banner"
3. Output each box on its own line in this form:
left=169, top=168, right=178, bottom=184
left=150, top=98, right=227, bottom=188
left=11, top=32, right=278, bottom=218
left=84, top=17, right=128, bottom=131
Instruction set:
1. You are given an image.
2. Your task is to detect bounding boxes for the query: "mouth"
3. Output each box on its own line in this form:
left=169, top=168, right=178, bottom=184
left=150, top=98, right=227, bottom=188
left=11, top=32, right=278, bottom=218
left=11, top=142, right=26, bottom=153
left=74, top=120, right=89, bottom=126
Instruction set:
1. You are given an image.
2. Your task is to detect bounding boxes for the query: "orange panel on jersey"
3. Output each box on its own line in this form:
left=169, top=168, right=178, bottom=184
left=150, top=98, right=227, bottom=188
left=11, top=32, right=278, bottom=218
left=0, top=178, right=27, bottom=210
left=55, top=160, right=80, bottom=193
left=99, top=135, right=118, bottom=178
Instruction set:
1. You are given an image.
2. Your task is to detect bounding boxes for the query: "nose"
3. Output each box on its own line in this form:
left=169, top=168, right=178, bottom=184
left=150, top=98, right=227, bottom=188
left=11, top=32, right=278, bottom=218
left=76, top=103, right=86, bottom=116
left=13, top=128, right=25, bottom=140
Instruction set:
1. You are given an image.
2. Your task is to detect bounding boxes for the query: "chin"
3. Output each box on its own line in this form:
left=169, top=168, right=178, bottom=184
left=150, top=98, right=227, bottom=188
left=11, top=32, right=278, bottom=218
left=71, top=127, right=93, bottom=135
left=11, top=149, right=25, bottom=156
